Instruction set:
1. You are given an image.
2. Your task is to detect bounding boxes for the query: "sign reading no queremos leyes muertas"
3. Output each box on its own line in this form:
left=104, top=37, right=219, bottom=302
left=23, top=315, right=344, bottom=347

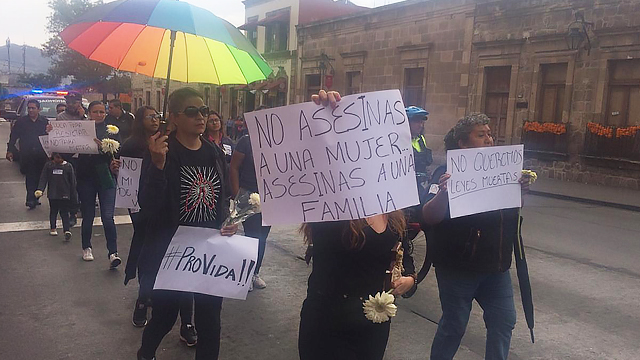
left=47, top=121, right=99, bottom=154
left=447, top=144, right=524, bottom=219
left=154, top=227, right=259, bottom=300
left=115, top=157, right=142, bottom=212
left=244, top=90, right=419, bottom=226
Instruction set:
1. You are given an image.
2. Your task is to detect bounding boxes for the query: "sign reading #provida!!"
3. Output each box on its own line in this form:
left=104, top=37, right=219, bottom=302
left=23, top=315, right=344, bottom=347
left=244, top=90, right=420, bottom=226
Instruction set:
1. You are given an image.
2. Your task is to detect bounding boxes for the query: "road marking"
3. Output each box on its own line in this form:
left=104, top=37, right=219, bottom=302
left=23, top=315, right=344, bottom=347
left=0, top=215, right=132, bottom=233
left=0, top=181, right=24, bottom=184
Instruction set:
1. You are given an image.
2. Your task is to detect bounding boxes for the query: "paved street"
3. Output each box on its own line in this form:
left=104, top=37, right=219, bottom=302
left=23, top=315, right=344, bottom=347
left=1, top=120, right=639, bottom=360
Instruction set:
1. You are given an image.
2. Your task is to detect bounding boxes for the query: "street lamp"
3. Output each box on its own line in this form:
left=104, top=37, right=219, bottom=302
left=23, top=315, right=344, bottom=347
left=566, top=12, right=593, bottom=55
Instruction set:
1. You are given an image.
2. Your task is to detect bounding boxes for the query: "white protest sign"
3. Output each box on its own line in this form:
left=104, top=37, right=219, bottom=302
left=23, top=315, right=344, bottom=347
left=47, top=121, right=99, bottom=154
left=115, top=156, right=142, bottom=212
left=244, top=90, right=419, bottom=225
left=154, top=226, right=259, bottom=300
left=38, top=135, right=51, bottom=158
left=447, top=144, right=524, bottom=218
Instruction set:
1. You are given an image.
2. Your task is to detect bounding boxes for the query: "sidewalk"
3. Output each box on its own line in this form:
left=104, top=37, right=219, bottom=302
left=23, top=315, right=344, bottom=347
left=529, top=177, right=640, bottom=212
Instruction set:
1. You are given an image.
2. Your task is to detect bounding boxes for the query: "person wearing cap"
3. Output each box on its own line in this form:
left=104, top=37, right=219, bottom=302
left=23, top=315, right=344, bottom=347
left=406, top=106, right=433, bottom=184
left=56, top=92, right=86, bottom=121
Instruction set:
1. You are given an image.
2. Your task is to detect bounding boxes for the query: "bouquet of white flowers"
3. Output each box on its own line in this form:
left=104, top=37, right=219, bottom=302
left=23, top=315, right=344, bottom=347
left=222, top=190, right=261, bottom=227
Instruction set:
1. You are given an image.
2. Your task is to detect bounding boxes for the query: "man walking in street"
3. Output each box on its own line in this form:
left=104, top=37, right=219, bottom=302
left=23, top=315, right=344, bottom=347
left=6, top=99, right=50, bottom=209
left=105, top=99, right=134, bottom=141
left=57, top=92, right=86, bottom=120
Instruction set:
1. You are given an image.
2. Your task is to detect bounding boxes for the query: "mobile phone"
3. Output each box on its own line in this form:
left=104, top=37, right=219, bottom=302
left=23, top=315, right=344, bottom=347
left=158, top=118, right=168, bottom=135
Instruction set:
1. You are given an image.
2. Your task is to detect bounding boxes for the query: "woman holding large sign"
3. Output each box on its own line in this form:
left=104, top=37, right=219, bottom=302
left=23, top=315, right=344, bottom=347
left=297, top=91, right=418, bottom=360
left=422, top=114, right=532, bottom=360
left=136, top=88, right=237, bottom=360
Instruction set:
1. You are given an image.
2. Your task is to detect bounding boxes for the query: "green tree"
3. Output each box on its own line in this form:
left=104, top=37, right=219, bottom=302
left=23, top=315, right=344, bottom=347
left=17, top=72, right=62, bottom=89
left=43, top=0, right=129, bottom=98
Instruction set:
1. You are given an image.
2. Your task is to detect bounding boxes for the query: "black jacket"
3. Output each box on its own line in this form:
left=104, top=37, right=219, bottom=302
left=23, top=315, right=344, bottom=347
left=7, top=115, right=48, bottom=157
left=105, top=111, right=134, bottom=141
left=137, top=133, right=231, bottom=282
left=425, top=165, right=519, bottom=273
left=37, top=161, right=78, bottom=203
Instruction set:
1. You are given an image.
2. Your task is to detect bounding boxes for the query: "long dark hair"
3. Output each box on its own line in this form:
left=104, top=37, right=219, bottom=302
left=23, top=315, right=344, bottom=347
left=204, top=110, right=226, bottom=141
left=131, top=106, right=157, bottom=143
left=300, top=211, right=406, bottom=250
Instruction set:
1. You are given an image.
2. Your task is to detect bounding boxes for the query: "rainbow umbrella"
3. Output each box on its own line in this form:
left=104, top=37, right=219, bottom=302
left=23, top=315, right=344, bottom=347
left=60, top=0, right=272, bottom=117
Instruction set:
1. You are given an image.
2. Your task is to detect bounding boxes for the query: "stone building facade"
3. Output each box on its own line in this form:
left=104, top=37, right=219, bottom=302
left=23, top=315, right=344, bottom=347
left=296, top=0, right=640, bottom=189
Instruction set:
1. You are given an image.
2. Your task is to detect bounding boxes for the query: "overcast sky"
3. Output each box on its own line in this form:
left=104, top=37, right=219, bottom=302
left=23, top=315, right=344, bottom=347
left=1, top=0, right=406, bottom=48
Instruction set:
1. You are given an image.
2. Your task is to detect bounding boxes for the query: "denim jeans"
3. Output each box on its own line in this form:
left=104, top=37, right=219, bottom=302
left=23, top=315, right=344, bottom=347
left=430, top=267, right=516, bottom=360
left=77, top=180, right=117, bottom=256
left=49, top=199, right=71, bottom=231
left=242, top=213, right=270, bottom=275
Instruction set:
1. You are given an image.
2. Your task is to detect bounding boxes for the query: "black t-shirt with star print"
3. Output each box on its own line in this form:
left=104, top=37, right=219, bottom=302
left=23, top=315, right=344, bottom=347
left=174, top=141, right=222, bottom=227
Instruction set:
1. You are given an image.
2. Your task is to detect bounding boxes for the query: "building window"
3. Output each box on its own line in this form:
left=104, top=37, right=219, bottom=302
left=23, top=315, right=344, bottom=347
left=145, top=91, right=151, bottom=106
left=265, top=21, right=289, bottom=53
left=606, top=59, right=640, bottom=127
left=346, top=71, right=361, bottom=95
left=403, top=67, right=425, bottom=107
left=305, top=74, right=321, bottom=102
left=537, top=63, right=568, bottom=123
left=156, top=90, right=161, bottom=110
left=133, top=98, right=137, bottom=110
left=204, top=87, right=210, bottom=107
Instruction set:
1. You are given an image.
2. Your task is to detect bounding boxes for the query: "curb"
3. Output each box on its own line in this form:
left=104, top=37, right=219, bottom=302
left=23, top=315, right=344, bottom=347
left=529, top=190, right=640, bottom=213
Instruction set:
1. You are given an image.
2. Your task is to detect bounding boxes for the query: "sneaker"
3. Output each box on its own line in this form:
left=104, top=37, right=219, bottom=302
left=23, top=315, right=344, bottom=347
left=109, top=253, right=122, bottom=269
left=252, top=274, right=267, bottom=289
left=132, top=299, right=148, bottom=327
left=49, top=229, right=58, bottom=236
left=64, top=231, right=72, bottom=242
left=180, top=323, right=197, bottom=347
left=136, top=349, right=156, bottom=360
left=82, top=248, right=94, bottom=261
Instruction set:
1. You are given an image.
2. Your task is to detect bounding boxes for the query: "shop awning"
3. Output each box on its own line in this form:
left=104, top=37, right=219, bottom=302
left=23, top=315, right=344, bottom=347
left=256, top=12, right=289, bottom=26
left=238, top=18, right=258, bottom=30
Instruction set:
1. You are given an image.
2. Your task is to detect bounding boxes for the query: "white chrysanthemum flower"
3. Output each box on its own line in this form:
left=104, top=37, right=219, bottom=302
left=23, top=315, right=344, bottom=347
left=521, top=169, right=538, bottom=185
left=34, top=190, right=43, bottom=198
left=101, top=138, right=120, bottom=155
left=106, top=125, right=119, bottom=135
left=363, top=291, right=397, bottom=323
left=248, top=192, right=261, bottom=207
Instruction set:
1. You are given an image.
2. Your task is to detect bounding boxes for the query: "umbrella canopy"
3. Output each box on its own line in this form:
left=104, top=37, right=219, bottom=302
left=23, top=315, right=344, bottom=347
left=60, top=0, right=272, bottom=85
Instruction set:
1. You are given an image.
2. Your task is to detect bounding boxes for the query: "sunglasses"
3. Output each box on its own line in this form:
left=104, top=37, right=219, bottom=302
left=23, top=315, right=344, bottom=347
left=179, top=106, right=210, bottom=118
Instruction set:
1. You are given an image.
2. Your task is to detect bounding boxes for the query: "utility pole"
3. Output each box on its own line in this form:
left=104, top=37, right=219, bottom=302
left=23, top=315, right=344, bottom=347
left=22, top=43, right=26, bottom=75
left=6, top=38, right=10, bottom=74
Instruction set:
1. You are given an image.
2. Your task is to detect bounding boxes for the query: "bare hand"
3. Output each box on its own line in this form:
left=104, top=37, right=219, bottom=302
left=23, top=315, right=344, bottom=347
left=438, top=173, right=451, bottom=193
left=220, top=223, right=238, bottom=236
left=45, top=124, right=53, bottom=133
left=5, top=151, right=13, bottom=162
left=392, top=276, right=415, bottom=296
left=148, top=132, right=169, bottom=170
left=311, top=90, right=341, bottom=109
left=110, top=159, right=121, bottom=174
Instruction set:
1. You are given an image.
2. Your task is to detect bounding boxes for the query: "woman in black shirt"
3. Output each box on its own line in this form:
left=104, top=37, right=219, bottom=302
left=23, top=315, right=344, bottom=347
left=137, top=88, right=237, bottom=360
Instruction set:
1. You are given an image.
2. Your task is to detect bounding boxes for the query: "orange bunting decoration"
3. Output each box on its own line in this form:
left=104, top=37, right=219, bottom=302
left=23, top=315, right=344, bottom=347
left=523, top=121, right=567, bottom=135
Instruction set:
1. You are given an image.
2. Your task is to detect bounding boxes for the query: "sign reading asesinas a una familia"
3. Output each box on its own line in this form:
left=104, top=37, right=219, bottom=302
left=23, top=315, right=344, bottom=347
left=244, top=90, right=420, bottom=226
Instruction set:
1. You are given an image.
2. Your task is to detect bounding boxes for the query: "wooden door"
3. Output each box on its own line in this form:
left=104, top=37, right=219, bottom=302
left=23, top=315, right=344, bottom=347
left=484, top=66, right=511, bottom=144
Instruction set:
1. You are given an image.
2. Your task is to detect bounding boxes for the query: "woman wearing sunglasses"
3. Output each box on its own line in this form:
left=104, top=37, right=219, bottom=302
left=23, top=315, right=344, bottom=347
left=204, top=111, right=234, bottom=163
left=136, top=88, right=237, bottom=360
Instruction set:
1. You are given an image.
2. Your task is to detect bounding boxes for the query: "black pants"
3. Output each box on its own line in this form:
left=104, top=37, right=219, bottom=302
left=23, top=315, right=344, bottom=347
left=299, top=296, right=390, bottom=360
left=140, top=290, right=222, bottom=359
left=23, top=155, right=46, bottom=205
left=49, top=199, right=71, bottom=231
left=242, top=213, right=270, bottom=275
left=137, top=274, right=194, bottom=325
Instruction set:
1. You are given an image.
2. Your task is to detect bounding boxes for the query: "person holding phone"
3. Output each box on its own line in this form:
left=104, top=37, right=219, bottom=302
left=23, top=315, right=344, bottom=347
left=136, top=88, right=237, bottom=360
